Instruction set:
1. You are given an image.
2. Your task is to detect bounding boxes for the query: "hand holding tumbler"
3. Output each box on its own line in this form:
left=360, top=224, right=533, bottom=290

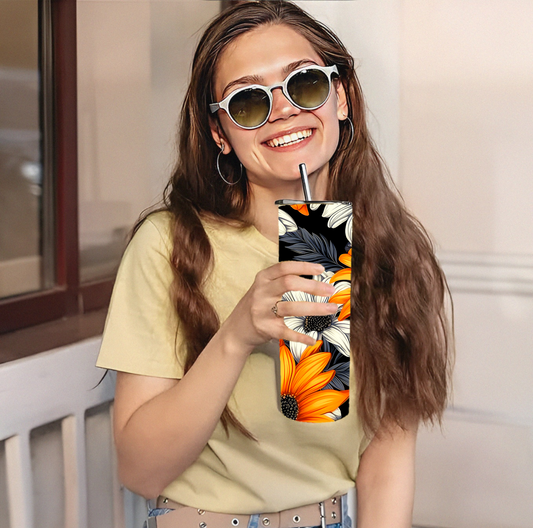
left=277, top=164, right=352, bottom=422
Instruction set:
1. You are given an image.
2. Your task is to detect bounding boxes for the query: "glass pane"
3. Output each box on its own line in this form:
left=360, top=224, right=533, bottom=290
left=0, top=0, right=46, bottom=298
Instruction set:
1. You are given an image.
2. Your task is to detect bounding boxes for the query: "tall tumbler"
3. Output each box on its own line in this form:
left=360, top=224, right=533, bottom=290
left=276, top=164, right=352, bottom=422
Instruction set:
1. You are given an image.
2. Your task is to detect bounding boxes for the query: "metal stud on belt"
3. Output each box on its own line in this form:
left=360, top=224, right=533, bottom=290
left=319, top=502, right=326, bottom=528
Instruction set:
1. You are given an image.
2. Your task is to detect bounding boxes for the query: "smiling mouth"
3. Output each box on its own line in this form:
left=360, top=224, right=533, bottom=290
left=266, top=129, right=313, bottom=148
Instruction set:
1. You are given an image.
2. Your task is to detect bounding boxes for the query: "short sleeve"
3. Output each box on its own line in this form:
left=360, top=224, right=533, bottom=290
left=96, top=214, right=184, bottom=378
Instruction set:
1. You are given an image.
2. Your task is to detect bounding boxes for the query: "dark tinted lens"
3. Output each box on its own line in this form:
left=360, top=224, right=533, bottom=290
left=228, top=88, right=270, bottom=128
left=288, top=69, right=330, bottom=109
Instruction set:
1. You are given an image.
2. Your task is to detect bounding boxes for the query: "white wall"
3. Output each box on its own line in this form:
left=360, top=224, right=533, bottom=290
left=77, top=0, right=220, bottom=219
left=400, top=1, right=533, bottom=527
left=304, top=1, right=533, bottom=526
left=400, top=0, right=533, bottom=255
left=296, top=0, right=401, bottom=181
left=76, top=0, right=220, bottom=280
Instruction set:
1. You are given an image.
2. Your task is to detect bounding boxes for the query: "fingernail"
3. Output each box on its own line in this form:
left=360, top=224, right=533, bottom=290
left=314, top=264, right=325, bottom=273
left=327, top=303, right=338, bottom=313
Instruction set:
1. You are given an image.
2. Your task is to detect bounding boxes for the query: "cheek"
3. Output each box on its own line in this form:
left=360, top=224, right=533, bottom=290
left=226, top=129, right=255, bottom=161
left=321, top=106, right=342, bottom=151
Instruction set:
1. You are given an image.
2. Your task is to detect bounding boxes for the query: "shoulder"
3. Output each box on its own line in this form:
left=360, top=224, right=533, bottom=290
left=111, top=210, right=177, bottom=292
left=131, top=210, right=173, bottom=253
left=97, top=209, right=183, bottom=377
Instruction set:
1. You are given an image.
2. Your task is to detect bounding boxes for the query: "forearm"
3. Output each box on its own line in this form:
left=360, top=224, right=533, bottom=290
left=114, top=326, right=252, bottom=498
left=356, top=424, right=417, bottom=528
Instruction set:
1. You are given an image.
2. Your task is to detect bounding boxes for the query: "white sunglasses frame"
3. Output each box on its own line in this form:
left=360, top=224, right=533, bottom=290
left=209, top=64, right=339, bottom=130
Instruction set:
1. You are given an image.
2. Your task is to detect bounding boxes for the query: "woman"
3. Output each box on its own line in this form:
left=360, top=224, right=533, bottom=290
left=97, top=2, right=452, bottom=527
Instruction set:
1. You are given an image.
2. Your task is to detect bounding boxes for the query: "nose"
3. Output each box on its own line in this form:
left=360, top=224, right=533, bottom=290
left=268, top=86, right=300, bottom=122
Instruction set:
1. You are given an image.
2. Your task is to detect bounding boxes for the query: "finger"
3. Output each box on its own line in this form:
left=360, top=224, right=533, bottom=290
left=275, top=301, right=338, bottom=318
left=272, top=275, right=335, bottom=298
left=281, top=328, right=317, bottom=347
left=262, top=261, right=325, bottom=281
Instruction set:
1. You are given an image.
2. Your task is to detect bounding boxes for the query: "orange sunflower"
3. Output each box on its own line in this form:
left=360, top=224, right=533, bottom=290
left=280, top=340, right=349, bottom=423
left=329, top=249, right=351, bottom=321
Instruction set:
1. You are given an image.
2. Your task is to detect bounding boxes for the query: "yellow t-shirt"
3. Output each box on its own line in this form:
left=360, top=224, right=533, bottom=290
left=97, top=211, right=369, bottom=514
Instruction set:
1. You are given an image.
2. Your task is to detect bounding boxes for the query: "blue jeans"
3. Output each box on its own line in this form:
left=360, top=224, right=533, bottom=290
left=145, top=494, right=353, bottom=528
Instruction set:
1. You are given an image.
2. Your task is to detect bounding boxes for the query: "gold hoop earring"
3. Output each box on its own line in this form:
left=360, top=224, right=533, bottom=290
left=216, top=142, right=242, bottom=186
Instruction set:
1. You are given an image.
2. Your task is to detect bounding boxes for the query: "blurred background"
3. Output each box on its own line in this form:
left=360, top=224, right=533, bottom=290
left=0, top=1, right=532, bottom=527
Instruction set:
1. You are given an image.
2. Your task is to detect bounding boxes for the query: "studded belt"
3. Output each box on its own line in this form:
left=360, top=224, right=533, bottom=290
left=153, top=495, right=343, bottom=528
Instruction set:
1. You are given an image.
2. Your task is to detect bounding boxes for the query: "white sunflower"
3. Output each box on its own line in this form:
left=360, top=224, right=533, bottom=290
left=286, top=340, right=310, bottom=363
left=278, top=209, right=298, bottom=236
left=322, top=203, right=353, bottom=244
left=324, top=407, right=343, bottom=421
left=282, top=285, right=351, bottom=357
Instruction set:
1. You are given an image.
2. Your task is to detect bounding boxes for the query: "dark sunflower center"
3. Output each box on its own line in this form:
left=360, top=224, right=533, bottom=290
left=281, top=394, right=299, bottom=420
left=303, top=314, right=333, bottom=333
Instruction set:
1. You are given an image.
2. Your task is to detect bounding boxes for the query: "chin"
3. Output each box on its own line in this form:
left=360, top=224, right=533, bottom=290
left=278, top=159, right=326, bottom=179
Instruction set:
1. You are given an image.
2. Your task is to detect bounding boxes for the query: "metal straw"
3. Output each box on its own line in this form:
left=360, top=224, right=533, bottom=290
left=299, top=163, right=312, bottom=202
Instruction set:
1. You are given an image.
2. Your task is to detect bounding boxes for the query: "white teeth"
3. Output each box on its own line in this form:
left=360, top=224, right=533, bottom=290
left=266, top=129, right=312, bottom=148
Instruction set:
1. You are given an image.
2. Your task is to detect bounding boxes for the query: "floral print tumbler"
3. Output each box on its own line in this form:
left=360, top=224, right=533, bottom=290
left=276, top=164, right=352, bottom=422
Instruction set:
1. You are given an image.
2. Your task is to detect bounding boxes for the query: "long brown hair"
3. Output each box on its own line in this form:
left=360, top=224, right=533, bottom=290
left=156, top=0, right=453, bottom=438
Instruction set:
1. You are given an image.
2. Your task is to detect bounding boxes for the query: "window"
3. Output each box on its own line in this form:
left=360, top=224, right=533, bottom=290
left=0, top=0, right=222, bottom=349
left=0, top=0, right=113, bottom=337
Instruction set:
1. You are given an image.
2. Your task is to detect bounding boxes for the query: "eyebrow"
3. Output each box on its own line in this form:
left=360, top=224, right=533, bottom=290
left=221, top=59, right=320, bottom=98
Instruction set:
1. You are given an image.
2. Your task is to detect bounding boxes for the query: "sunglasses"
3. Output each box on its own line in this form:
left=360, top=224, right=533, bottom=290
left=209, top=64, right=339, bottom=130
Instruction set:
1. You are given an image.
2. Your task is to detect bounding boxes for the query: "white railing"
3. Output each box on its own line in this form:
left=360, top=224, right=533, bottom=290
left=0, top=337, right=145, bottom=528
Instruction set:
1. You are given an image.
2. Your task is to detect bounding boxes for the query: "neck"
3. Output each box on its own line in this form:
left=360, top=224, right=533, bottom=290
left=247, top=165, right=329, bottom=243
